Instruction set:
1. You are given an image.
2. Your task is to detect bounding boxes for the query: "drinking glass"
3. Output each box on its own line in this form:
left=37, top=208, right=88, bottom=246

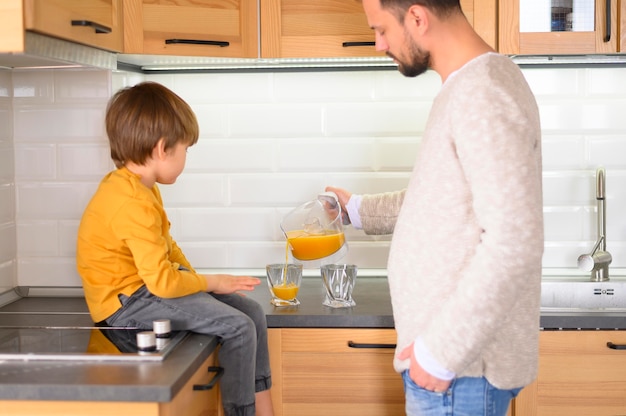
left=320, top=264, right=357, bottom=308
left=266, top=263, right=303, bottom=306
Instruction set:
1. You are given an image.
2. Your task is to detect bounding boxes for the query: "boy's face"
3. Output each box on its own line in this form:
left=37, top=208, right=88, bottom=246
left=156, top=141, right=189, bottom=185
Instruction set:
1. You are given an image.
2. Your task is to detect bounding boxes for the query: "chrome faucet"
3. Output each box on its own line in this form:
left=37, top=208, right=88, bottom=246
left=577, top=167, right=612, bottom=281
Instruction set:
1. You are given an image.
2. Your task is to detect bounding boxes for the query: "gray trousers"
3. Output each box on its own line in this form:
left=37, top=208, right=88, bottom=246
left=103, top=285, right=271, bottom=416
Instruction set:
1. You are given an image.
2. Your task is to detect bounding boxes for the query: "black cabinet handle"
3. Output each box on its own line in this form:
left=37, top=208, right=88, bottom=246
left=193, top=366, right=224, bottom=391
left=71, top=20, right=111, bottom=34
left=165, top=39, right=230, bottom=47
left=603, top=0, right=611, bottom=42
left=342, top=41, right=375, bottom=48
left=348, top=340, right=396, bottom=349
left=607, top=342, right=626, bottom=350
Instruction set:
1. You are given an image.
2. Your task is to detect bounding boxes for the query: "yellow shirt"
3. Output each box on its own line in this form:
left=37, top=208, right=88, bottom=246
left=76, top=167, right=207, bottom=322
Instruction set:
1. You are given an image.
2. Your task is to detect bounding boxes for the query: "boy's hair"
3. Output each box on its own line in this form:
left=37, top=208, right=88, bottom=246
left=105, top=82, right=199, bottom=168
left=379, top=0, right=462, bottom=21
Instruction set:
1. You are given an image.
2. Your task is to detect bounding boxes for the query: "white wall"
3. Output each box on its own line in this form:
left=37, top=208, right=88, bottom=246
left=0, top=70, right=15, bottom=291
left=5, top=65, right=626, bottom=287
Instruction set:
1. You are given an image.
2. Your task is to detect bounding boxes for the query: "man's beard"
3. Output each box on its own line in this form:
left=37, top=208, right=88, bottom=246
left=388, top=33, right=430, bottom=78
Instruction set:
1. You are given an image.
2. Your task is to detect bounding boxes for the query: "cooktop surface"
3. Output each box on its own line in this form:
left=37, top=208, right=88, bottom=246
left=0, top=327, right=189, bottom=362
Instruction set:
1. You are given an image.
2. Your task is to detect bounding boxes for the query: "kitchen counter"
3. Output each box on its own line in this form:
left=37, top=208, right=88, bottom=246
left=245, top=276, right=626, bottom=331
left=0, top=276, right=625, bottom=402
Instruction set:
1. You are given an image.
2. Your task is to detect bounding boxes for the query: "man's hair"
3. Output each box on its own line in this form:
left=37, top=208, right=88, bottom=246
left=105, top=81, right=199, bottom=168
left=379, top=0, right=462, bottom=21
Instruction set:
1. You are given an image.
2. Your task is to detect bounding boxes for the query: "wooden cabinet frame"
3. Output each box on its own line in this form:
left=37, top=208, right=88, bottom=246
left=499, top=0, right=618, bottom=54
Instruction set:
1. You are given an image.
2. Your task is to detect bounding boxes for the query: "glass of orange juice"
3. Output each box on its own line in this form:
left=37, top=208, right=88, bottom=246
left=266, top=263, right=303, bottom=306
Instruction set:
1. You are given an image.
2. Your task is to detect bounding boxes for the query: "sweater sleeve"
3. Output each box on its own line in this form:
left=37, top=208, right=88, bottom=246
left=359, top=190, right=406, bottom=235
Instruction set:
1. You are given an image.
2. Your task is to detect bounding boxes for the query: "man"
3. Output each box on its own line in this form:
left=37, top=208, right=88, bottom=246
left=327, top=1, right=544, bottom=414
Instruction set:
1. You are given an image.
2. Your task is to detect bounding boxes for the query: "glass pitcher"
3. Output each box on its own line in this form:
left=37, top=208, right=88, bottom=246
left=280, top=192, right=348, bottom=266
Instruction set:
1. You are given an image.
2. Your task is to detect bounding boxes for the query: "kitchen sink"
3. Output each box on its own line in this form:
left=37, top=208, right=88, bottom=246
left=541, top=278, right=626, bottom=313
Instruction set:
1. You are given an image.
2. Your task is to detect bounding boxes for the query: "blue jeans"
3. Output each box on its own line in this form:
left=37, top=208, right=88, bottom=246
left=402, top=371, right=521, bottom=416
left=104, top=286, right=271, bottom=416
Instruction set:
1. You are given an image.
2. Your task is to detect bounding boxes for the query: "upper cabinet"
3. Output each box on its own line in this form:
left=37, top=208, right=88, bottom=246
left=122, top=0, right=258, bottom=58
left=259, top=0, right=382, bottom=59
left=260, top=0, right=497, bottom=58
left=23, top=0, right=124, bottom=52
left=499, top=0, right=619, bottom=54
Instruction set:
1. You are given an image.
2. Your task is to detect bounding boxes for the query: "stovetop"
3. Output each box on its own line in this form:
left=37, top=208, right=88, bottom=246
left=0, top=327, right=189, bottom=362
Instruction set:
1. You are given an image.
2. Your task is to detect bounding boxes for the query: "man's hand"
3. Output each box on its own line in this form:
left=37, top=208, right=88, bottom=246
left=203, top=274, right=261, bottom=294
left=325, top=186, right=352, bottom=225
left=399, top=342, right=452, bottom=393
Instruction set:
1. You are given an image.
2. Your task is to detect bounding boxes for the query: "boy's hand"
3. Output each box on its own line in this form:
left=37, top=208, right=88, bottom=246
left=203, top=274, right=261, bottom=294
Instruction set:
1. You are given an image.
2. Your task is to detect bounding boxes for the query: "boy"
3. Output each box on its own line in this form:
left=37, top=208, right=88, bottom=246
left=77, top=82, right=274, bottom=416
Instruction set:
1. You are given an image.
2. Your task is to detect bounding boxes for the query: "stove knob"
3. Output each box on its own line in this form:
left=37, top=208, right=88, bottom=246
left=136, top=331, right=157, bottom=352
left=153, top=319, right=172, bottom=338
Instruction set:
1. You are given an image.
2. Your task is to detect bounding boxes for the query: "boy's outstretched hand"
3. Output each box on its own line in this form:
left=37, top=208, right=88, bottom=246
left=204, top=274, right=261, bottom=295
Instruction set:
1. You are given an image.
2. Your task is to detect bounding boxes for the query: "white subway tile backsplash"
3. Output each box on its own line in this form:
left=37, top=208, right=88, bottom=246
left=274, top=72, right=375, bottom=101
left=13, top=105, right=107, bottom=142
left=229, top=103, right=324, bottom=137
left=587, top=67, right=626, bottom=95
left=17, top=221, right=58, bottom=256
left=0, top=108, right=12, bottom=140
left=14, top=144, right=56, bottom=180
left=16, top=182, right=99, bottom=220
left=12, top=70, right=54, bottom=103
left=58, top=143, right=113, bottom=179
left=325, top=101, right=429, bottom=136
left=522, top=68, right=582, bottom=97
left=177, top=208, right=277, bottom=241
left=277, top=138, right=375, bottom=172
left=374, top=137, right=420, bottom=171
left=541, top=135, right=585, bottom=170
left=53, top=70, right=110, bottom=103
left=0, top=146, right=14, bottom=182
left=0, top=224, right=16, bottom=263
left=4, top=66, right=626, bottom=286
left=159, top=174, right=226, bottom=206
left=186, top=139, right=275, bottom=172
left=0, top=184, right=15, bottom=223
left=17, top=257, right=82, bottom=286
left=374, top=70, right=442, bottom=99
left=542, top=171, right=594, bottom=205
left=588, top=136, right=626, bottom=167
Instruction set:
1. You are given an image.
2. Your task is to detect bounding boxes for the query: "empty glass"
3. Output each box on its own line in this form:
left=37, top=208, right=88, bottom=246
left=320, top=264, right=357, bottom=308
left=266, top=263, right=303, bottom=307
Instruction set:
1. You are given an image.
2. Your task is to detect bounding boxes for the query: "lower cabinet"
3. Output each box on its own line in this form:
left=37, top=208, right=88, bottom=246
left=268, top=328, right=404, bottom=416
left=0, top=351, right=222, bottom=416
left=513, top=330, right=626, bottom=416
left=160, top=350, right=223, bottom=416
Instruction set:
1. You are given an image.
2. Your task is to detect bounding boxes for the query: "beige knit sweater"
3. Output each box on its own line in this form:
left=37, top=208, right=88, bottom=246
left=360, top=53, right=544, bottom=389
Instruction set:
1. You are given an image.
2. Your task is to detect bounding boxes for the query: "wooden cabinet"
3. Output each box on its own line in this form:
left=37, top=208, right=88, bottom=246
left=268, top=328, right=404, bottom=416
left=160, top=350, right=223, bottom=416
left=260, top=0, right=497, bottom=58
left=499, top=0, right=619, bottom=54
left=621, top=0, right=626, bottom=51
left=513, top=330, right=626, bottom=416
left=122, top=0, right=258, bottom=58
left=0, top=351, right=222, bottom=416
left=23, top=0, right=124, bottom=52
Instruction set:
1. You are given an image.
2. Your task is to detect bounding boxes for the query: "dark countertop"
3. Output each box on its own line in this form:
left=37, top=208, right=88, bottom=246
left=0, top=277, right=625, bottom=402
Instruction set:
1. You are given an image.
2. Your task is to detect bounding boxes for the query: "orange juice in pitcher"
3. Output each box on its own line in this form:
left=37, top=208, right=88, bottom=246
left=281, top=192, right=348, bottom=265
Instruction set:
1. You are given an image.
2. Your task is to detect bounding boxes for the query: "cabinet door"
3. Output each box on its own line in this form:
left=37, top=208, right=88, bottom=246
left=269, top=328, right=403, bottom=416
left=499, top=0, right=618, bottom=54
left=23, top=0, right=124, bottom=52
left=260, top=0, right=496, bottom=58
left=160, top=350, right=223, bottom=416
left=514, top=330, right=626, bottom=416
left=123, top=0, right=258, bottom=58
